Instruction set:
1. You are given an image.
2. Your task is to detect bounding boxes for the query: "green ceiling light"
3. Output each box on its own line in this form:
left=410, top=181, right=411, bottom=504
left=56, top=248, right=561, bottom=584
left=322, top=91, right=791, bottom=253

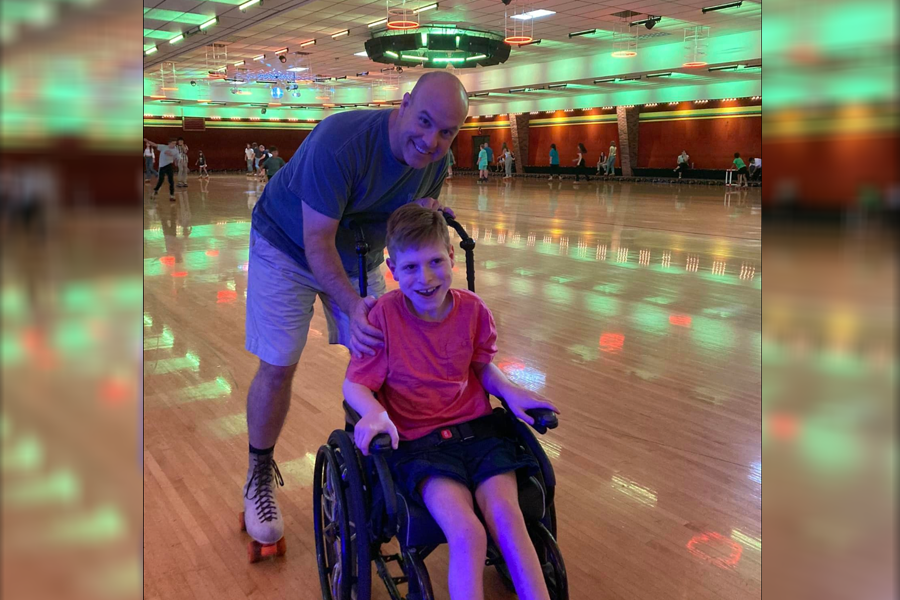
left=364, top=25, right=510, bottom=68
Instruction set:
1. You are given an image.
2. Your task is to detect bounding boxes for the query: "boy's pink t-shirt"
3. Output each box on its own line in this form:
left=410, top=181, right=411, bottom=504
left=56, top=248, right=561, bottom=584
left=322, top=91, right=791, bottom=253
left=345, top=288, right=498, bottom=441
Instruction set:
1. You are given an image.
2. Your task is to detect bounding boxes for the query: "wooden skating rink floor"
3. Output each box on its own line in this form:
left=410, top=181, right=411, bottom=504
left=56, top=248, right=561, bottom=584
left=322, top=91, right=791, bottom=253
left=143, top=174, right=761, bottom=600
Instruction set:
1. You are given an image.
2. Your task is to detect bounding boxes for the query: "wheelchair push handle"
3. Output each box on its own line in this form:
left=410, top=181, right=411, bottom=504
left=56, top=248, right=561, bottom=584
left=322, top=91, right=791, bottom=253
left=370, top=433, right=393, bottom=454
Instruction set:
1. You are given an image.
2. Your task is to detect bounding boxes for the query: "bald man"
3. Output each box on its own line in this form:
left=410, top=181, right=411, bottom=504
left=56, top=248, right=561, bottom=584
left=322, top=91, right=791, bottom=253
left=241, top=71, right=469, bottom=548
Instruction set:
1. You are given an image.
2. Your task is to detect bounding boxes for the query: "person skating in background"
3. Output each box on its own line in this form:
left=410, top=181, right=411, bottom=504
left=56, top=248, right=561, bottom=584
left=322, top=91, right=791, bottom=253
left=145, top=137, right=179, bottom=201
left=674, top=150, right=690, bottom=179
left=196, top=151, right=209, bottom=178
left=144, top=141, right=158, bottom=182
left=603, top=141, right=617, bottom=177
left=176, top=138, right=189, bottom=188
left=477, top=143, right=489, bottom=183
left=573, top=143, right=590, bottom=182
left=548, top=144, right=560, bottom=180
left=245, top=143, right=256, bottom=176
left=259, top=146, right=286, bottom=184
left=732, top=152, right=749, bottom=188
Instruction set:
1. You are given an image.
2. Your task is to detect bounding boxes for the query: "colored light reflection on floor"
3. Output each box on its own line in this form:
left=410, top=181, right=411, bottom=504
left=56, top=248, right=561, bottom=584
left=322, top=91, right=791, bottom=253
left=611, top=475, right=657, bottom=507
left=749, top=460, right=761, bottom=484
left=686, top=531, right=743, bottom=569
left=279, top=452, right=318, bottom=488
left=599, top=333, right=625, bottom=353
left=669, top=314, right=692, bottom=327
left=3, top=468, right=80, bottom=507
left=731, top=529, right=761, bottom=553
left=144, top=325, right=174, bottom=351
left=585, top=293, right=620, bottom=317
left=2, top=434, right=44, bottom=471
left=767, top=412, right=799, bottom=440
left=497, top=360, right=546, bottom=392
left=145, top=352, right=200, bottom=375
left=178, top=376, right=233, bottom=402
left=206, top=413, right=248, bottom=439
left=217, top=290, right=238, bottom=304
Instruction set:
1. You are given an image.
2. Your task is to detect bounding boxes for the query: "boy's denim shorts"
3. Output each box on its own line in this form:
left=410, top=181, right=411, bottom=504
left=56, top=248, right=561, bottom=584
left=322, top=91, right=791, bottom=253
left=389, top=433, right=539, bottom=507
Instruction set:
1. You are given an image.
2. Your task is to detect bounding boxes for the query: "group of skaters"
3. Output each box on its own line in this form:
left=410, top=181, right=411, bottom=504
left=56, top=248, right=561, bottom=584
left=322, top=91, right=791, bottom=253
left=144, top=137, right=208, bottom=200
left=243, top=143, right=286, bottom=183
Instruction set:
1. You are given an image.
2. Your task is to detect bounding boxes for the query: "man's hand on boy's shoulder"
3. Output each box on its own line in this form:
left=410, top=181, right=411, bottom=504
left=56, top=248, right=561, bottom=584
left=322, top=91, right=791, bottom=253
left=503, top=386, right=559, bottom=426
left=349, top=295, right=384, bottom=359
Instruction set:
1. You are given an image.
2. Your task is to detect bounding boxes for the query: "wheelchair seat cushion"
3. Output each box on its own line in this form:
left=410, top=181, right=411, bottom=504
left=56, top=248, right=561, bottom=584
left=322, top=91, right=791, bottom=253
left=396, top=474, right=547, bottom=549
left=388, top=435, right=539, bottom=507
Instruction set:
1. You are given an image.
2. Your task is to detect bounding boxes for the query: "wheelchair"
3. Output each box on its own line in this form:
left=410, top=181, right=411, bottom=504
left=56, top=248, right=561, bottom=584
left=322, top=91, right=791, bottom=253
left=313, top=214, right=568, bottom=600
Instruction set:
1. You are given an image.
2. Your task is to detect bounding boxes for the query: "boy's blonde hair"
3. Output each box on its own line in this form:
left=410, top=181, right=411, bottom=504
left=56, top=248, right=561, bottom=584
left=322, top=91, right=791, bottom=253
left=386, top=204, right=451, bottom=258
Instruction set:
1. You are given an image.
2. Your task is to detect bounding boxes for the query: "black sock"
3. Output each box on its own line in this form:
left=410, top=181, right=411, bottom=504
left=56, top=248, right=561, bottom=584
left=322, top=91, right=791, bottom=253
left=249, top=444, right=275, bottom=455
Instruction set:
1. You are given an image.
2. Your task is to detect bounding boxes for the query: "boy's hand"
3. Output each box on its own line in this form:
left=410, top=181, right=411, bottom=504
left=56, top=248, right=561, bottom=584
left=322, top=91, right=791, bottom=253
left=502, top=387, right=559, bottom=425
left=354, top=410, right=399, bottom=456
left=349, top=296, right=384, bottom=358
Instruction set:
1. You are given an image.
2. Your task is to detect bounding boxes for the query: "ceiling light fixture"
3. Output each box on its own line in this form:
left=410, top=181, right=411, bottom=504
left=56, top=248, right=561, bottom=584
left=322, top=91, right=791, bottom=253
left=300, top=39, right=316, bottom=48
left=200, top=17, right=218, bottom=30
left=547, top=83, right=567, bottom=89
left=630, top=15, right=661, bottom=29
left=354, top=51, right=369, bottom=57
left=701, top=1, right=742, bottom=13
left=510, top=9, right=555, bottom=20
left=169, top=34, right=184, bottom=44
left=568, top=29, right=595, bottom=38
left=593, top=78, right=615, bottom=84
left=368, top=18, right=388, bottom=27
left=646, top=72, right=672, bottom=78
left=332, top=30, right=350, bottom=38
left=253, top=54, right=265, bottom=61
left=516, top=38, right=541, bottom=46
left=239, top=0, right=261, bottom=11
left=413, top=3, right=438, bottom=14
left=233, top=60, right=245, bottom=66
left=708, top=64, right=739, bottom=71
left=274, top=47, right=289, bottom=55
left=145, top=46, right=158, bottom=56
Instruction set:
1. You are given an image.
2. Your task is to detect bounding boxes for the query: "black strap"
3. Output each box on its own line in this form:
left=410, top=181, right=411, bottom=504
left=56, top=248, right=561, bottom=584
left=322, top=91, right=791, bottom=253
left=399, top=410, right=508, bottom=454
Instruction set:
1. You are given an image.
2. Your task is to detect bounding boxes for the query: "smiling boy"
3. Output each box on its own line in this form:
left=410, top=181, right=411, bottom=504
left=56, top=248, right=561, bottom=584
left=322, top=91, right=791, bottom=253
left=343, top=204, right=558, bottom=600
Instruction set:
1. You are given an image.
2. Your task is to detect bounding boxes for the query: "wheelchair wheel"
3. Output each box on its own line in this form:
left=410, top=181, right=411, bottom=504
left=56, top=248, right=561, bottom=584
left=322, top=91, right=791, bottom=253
left=314, top=441, right=371, bottom=600
left=528, top=521, right=568, bottom=600
left=329, top=430, right=372, bottom=598
left=402, top=548, right=434, bottom=600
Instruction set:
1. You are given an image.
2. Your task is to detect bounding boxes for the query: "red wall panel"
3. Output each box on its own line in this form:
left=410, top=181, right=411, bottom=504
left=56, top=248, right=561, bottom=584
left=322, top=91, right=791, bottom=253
left=638, top=116, right=761, bottom=169
left=529, top=123, right=620, bottom=168
left=763, top=134, right=897, bottom=207
left=143, top=126, right=311, bottom=171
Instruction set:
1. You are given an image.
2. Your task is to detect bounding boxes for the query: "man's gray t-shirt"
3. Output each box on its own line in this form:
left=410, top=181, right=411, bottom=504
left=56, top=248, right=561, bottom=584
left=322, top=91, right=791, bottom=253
left=251, top=109, right=448, bottom=276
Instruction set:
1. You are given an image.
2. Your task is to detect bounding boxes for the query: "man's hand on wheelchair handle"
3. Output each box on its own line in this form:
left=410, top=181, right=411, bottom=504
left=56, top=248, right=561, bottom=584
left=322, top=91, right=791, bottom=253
left=413, top=197, right=455, bottom=219
left=354, top=410, right=399, bottom=456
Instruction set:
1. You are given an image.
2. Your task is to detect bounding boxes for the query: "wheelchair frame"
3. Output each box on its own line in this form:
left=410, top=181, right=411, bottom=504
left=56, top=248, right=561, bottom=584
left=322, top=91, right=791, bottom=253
left=313, top=213, right=567, bottom=600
